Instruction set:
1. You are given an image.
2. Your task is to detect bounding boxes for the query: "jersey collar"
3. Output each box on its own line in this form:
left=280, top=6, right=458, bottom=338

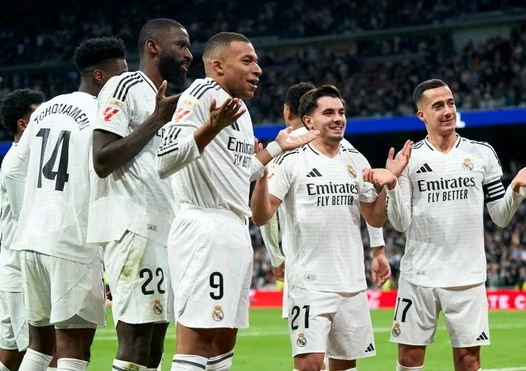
left=424, top=134, right=462, bottom=152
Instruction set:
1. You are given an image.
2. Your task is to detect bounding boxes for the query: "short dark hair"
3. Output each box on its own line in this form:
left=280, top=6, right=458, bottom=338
left=73, top=37, right=126, bottom=74
left=285, top=82, right=315, bottom=117
left=138, top=18, right=184, bottom=54
left=202, top=32, right=251, bottom=60
left=0, top=89, right=45, bottom=135
left=413, top=79, right=448, bottom=107
left=298, top=84, right=344, bottom=118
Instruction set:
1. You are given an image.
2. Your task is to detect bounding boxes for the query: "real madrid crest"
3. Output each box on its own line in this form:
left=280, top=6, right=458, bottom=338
left=212, top=305, right=224, bottom=322
left=347, top=164, right=357, bottom=178
left=462, top=157, right=474, bottom=171
left=391, top=322, right=401, bottom=337
left=296, top=332, right=307, bottom=347
left=153, top=299, right=163, bottom=315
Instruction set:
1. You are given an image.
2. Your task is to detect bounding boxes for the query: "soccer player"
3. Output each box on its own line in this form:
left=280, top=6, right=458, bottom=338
left=384, top=79, right=526, bottom=371
left=89, top=19, right=192, bottom=371
left=0, top=88, right=45, bottom=371
left=250, top=85, right=401, bottom=371
left=260, top=82, right=389, bottom=316
left=9, top=37, right=127, bottom=371
left=155, top=32, right=318, bottom=371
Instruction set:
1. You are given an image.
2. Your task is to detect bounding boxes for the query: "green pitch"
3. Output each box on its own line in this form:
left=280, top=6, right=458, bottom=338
left=90, top=309, right=526, bottom=370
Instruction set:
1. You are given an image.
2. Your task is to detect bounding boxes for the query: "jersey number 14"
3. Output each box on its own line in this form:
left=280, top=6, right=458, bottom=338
left=36, top=128, right=70, bottom=191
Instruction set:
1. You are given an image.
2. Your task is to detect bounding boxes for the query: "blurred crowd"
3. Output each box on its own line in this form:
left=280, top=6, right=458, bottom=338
left=1, top=0, right=523, bottom=66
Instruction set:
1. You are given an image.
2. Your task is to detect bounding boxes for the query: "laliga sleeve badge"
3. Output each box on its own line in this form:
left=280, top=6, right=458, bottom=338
left=296, top=332, right=307, bottom=347
left=212, top=305, right=224, bottom=322
left=347, top=164, right=357, bottom=178
left=153, top=299, right=163, bottom=315
left=462, top=157, right=474, bottom=171
left=392, top=322, right=401, bottom=337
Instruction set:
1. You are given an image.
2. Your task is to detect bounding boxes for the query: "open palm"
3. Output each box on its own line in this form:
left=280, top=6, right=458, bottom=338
left=386, top=139, right=413, bottom=178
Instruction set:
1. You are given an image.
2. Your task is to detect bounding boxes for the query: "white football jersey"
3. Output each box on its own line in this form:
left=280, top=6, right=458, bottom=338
left=156, top=77, right=264, bottom=219
left=12, top=92, right=100, bottom=263
left=267, top=143, right=378, bottom=292
left=260, top=130, right=385, bottom=267
left=88, top=71, right=174, bottom=245
left=260, top=131, right=385, bottom=267
left=388, top=135, right=504, bottom=287
left=0, top=144, right=25, bottom=291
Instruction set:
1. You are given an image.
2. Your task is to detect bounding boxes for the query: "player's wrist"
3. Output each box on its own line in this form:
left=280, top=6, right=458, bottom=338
left=372, top=245, right=386, bottom=257
left=266, top=141, right=283, bottom=158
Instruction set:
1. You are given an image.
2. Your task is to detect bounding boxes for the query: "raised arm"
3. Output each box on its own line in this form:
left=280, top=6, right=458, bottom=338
left=93, top=80, right=179, bottom=178
left=486, top=167, right=526, bottom=227
left=156, top=96, right=246, bottom=179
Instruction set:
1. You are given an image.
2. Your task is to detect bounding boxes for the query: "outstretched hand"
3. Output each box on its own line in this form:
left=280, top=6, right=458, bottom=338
left=275, top=127, right=320, bottom=151
left=209, top=97, right=246, bottom=131
left=386, top=139, right=413, bottom=178
left=363, top=168, right=397, bottom=190
left=511, top=167, right=526, bottom=193
left=154, top=80, right=182, bottom=124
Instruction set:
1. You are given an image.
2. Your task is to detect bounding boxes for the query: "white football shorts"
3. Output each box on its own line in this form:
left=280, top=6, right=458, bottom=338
left=0, top=290, right=28, bottom=350
left=168, top=207, right=253, bottom=329
left=288, top=286, right=376, bottom=360
left=21, top=251, right=105, bottom=329
left=390, top=277, right=490, bottom=347
left=103, top=231, right=174, bottom=325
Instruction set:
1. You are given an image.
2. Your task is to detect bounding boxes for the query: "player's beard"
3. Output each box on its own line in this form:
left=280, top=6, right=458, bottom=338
left=158, top=51, right=186, bottom=88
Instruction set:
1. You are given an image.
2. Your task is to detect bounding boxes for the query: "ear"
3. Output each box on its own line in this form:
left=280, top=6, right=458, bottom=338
left=303, top=115, right=315, bottom=130
left=416, top=110, right=425, bottom=123
left=212, top=59, right=224, bottom=76
left=17, top=118, right=28, bottom=133
left=145, top=39, right=160, bottom=57
left=92, top=69, right=105, bottom=85
left=283, top=105, right=294, bottom=123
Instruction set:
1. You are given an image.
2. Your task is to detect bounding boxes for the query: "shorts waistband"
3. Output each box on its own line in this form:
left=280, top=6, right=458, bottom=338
left=178, top=205, right=249, bottom=225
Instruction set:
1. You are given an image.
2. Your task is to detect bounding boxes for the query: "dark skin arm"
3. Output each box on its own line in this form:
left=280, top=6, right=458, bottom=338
left=93, top=80, right=180, bottom=178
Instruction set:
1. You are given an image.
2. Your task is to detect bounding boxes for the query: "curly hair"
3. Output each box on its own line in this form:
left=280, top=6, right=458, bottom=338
left=73, top=37, right=126, bottom=74
left=0, top=88, right=45, bottom=135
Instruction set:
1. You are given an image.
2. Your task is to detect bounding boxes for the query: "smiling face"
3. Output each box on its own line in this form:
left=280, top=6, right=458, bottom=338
left=215, top=41, right=262, bottom=100
left=157, top=26, right=193, bottom=86
left=304, top=96, right=346, bottom=142
left=417, top=85, right=457, bottom=138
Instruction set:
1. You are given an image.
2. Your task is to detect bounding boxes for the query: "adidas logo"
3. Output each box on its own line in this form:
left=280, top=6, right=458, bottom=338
left=364, top=343, right=375, bottom=353
left=476, top=332, right=489, bottom=341
left=416, top=163, right=433, bottom=173
left=306, top=168, right=322, bottom=178
left=231, top=121, right=240, bottom=131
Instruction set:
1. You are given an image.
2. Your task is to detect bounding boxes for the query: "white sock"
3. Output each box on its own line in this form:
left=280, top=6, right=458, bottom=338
left=0, top=361, right=10, bottom=371
left=206, top=350, right=233, bottom=370
left=19, top=348, right=53, bottom=371
left=171, top=354, right=208, bottom=370
left=57, top=358, right=89, bottom=371
left=112, top=359, right=147, bottom=370
left=397, top=362, right=423, bottom=371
